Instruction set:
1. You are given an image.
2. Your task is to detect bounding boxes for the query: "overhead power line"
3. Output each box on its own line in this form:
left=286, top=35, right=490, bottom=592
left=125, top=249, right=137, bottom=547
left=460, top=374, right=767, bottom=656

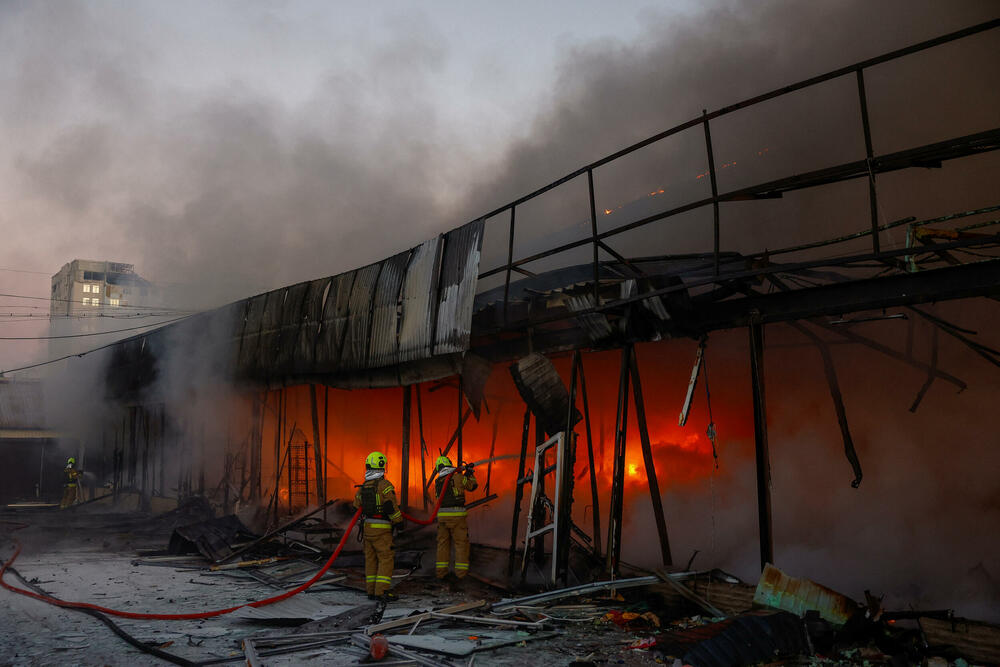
left=0, top=315, right=192, bottom=340
left=0, top=316, right=195, bottom=375
left=0, top=291, right=196, bottom=313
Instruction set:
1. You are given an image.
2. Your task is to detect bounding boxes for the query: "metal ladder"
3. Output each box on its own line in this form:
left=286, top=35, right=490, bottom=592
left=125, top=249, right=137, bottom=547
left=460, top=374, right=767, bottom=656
left=519, top=432, right=566, bottom=585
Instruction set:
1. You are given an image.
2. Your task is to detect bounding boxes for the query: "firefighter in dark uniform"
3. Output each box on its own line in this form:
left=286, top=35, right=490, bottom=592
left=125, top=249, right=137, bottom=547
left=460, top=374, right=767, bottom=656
left=434, top=456, right=478, bottom=582
left=353, top=451, right=403, bottom=600
left=60, top=457, right=81, bottom=509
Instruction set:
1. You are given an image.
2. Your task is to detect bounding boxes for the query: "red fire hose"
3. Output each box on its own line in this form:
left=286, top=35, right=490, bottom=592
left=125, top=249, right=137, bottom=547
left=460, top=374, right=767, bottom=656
left=0, top=472, right=456, bottom=620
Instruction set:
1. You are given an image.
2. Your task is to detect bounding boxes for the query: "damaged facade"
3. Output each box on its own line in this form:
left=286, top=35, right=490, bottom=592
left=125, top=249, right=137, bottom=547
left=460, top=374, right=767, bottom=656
left=3, top=19, right=1000, bottom=667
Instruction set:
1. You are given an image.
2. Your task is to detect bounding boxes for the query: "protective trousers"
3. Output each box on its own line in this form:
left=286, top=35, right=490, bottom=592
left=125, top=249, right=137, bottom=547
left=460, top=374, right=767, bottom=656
left=59, top=485, right=77, bottom=509
left=363, top=523, right=395, bottom=596
left=436, top=515, right=470, bottom=579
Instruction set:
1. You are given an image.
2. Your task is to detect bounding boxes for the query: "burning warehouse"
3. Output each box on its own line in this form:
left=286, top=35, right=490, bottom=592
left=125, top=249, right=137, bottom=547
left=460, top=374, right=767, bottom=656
left=2, top=4, right=1000, bottom=666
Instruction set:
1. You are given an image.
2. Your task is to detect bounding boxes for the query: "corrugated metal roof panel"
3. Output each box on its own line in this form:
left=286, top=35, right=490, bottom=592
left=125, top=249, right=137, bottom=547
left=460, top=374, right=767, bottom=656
left=274, top=281, right=310, bottom=374
left=293, top=278, right=330, bottom=374
left=0, top=379, right=45, bottom=429
left=238, top=294, right=268, bottom=373
left=566, top=294, right=613, bottom=342
left=315, top=271, right=355, bottom=370
left=256, top=288, right=287, bottom=377
left=434, top=219, right=484, bottom=355
left=398, top=237, right=441, bottom=363
left=368, top=250, right=412, bottom=369
left=340, top=263, right=381, bottom=371
left=510, top=353, right=581, bottom=436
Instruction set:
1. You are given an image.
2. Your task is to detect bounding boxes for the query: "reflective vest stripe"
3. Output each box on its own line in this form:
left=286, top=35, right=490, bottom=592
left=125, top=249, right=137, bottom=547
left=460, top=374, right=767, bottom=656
left=437, top=508, right=467, bottom=517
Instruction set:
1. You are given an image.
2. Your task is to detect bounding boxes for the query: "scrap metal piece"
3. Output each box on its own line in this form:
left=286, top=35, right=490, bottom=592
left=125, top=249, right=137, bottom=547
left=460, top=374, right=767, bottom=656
left=753, top=564, right=860, bottom=627
left=679, top=340, right=705, bottom=426
left=510, top=353, right=581, bottom=436
left=790, top=322, right=863, bottom=488
left=654, top=569, right=726, bottom=618
left=492, top=575, right=660, bottom=609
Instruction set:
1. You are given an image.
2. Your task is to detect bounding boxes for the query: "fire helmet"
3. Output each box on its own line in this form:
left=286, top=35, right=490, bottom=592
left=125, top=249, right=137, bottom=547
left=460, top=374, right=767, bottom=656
left=365, top=451, right=387, bottom=470
left=435, top=455, right=452, bottom=471
left=67, top=457, right=76, bottom=465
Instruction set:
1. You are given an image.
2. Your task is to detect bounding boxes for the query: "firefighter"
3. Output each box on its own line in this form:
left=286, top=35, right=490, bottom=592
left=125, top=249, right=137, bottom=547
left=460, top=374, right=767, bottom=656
left=60, top=457, right=82, bottom=509
left=434, top=455, right=478, bottom=584
left=352, top=451, right=403, bottom=600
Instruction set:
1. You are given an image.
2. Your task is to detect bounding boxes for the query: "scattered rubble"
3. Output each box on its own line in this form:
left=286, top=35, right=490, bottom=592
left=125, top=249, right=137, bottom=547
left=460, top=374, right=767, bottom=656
left=3, top=501, right=1000, bottom=666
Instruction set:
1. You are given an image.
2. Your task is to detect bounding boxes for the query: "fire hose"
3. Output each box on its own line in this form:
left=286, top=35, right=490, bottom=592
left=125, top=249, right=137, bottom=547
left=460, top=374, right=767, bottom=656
left=0, top=471, right=457, bottom=621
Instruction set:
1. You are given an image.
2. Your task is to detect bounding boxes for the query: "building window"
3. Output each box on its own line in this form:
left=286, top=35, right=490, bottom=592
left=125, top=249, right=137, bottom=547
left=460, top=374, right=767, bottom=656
left=91, top=298, right=100, bottom=306
left=81, top=297, right=90, bottom=305
left=109, top=298, right=120, bottom=307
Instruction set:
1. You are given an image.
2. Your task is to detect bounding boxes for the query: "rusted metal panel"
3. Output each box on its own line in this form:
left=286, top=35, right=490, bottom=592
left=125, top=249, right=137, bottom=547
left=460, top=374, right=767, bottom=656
left=340, top=263, right=381, bottom=371
left=398, top=237, right=442, bottom=363
left=368, top=250, right=412, bottom=369
left=434, top=220, right=484, bottom=355
left=753, top=563, right=858, bottom=626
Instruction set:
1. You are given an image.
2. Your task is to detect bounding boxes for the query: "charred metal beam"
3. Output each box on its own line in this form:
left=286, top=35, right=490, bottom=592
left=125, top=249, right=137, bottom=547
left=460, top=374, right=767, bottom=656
left=400, top=385, right=411, bottom=510
left=309, top=385, right=325, bottom=505
left=605, top=345, right=631, bottom=576
left=576, top=354, right=601, bottom=557
left=789, top=322, right=863, bottom=487
left=555, top=351, right=581, bottom=585
left=749, top=319, right=773, bottom=570
left=910, top=325, right=939, bottom=413
left=692, top=259, right=1000, bottom=331
left=508, top=408, right=531, bottom=577
left=908, top=305, right=1000, bottom=370
left=629, top=346, right=673, bottom=566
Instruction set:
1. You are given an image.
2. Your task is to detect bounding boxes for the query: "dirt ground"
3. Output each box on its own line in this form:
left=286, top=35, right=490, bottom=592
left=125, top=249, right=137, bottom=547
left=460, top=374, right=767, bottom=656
left=0, top=506, right=663, bottom=666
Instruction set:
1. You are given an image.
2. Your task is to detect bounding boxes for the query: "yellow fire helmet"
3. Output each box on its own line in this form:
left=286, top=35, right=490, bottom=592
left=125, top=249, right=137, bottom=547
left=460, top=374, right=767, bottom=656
left=67, top=457, right=76, bottom=465
left=435, top=455, right=452, bottom=471
left=365, top=451, right=387, bottom=470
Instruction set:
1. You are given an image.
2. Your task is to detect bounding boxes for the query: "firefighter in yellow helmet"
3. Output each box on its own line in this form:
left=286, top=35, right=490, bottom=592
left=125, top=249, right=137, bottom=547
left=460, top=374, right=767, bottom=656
left=352, top=451, right=403, bottom=600
left=60, top=457, right=82, bottom=509
left=434, top=455, right=478, bottom=584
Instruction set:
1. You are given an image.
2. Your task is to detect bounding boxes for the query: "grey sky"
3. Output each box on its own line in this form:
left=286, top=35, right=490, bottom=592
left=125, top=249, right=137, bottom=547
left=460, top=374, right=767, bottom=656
left=1, top=0, right=997, bottom=370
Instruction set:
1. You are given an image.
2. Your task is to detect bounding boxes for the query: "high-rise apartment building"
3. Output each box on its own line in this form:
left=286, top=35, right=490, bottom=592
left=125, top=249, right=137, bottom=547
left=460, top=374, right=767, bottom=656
left=50, top=260, right=153, bottom=316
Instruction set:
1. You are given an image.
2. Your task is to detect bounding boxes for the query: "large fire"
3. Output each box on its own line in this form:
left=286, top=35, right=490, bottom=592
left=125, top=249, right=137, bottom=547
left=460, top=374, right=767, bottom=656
left=250, top=342, right=753, bottom=523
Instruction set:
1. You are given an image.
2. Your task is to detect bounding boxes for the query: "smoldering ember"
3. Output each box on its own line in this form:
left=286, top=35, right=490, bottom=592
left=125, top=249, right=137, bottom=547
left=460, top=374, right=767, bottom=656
left=2, top=4, right=1000, bottom=667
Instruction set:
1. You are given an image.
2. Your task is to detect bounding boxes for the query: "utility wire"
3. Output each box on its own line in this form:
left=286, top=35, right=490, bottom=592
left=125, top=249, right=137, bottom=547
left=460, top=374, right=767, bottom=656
left=0, top=317, right=191, bottom=375
left=0, top=315, right=192, bottom=340
left=0, top=292, right=196, bottom=313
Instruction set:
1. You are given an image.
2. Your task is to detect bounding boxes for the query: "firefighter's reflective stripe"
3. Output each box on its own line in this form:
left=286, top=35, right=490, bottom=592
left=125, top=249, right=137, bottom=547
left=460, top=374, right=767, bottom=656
left=435, top=561, right=449, bottom=568
left=365, top=575, right=377, bottom=582
left=437, top=508, right=467, bottom=517
left=455, top=562, right=469, bottom=570
left=375, top=576, right=392, bottom=584
left=365, top=518, right=392, bottom=528
left=388, top=510, right=402, bottom=522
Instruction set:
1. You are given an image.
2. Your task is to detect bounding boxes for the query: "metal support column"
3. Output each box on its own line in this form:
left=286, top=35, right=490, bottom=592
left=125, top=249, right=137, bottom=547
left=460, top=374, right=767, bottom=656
left=605, top=345, right=631, bottom=576
left=749, top=319, right=774, bottom=569
left=309, top=385, right=325, bottom=506
left=508, top=408, right=532, bottom=576
left=629, top=347, right=673, bottom=567
left=577, top=354, right=601, bottom=557
left=400, top=385, right=411, bottom=509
